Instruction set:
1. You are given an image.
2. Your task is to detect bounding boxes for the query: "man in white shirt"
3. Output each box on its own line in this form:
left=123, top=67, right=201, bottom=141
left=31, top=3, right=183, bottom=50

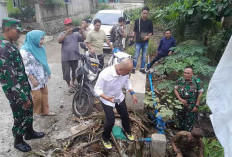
left=94, top=58, right=138, bottom=149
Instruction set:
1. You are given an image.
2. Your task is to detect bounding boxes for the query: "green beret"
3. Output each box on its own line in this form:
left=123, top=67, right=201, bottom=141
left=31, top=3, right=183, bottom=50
left=2, top=17, right=23, bottom=32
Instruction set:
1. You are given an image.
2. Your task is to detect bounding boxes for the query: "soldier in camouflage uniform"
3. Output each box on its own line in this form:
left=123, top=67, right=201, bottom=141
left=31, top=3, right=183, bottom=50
left=110, top=17, right=126, bottom=51
left=0, top=18, right=44, bottom=152
left=171, top=128, right=204, bottom=157
left=174, top=66, right=204, bottom=131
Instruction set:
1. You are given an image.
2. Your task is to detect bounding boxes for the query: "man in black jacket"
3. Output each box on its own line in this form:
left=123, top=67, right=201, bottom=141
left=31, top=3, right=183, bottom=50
left=131, top=6, right=153, bottom=74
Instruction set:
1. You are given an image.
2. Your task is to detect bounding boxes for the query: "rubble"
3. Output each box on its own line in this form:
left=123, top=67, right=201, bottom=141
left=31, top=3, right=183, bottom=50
left=46, top=110, right=151, bottom=157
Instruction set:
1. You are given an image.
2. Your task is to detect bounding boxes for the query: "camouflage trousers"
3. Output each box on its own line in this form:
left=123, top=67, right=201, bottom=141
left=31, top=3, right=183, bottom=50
left=178, top=104, right=197, bottom=131
left=10, top=100, right=33, bottom=137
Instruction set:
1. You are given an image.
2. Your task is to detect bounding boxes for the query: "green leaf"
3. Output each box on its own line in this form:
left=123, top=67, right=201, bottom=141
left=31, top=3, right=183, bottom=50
left=174, top=105, right=183, bottom=109
left=203, top=14, right=209, bottom=20
left=188, top=9, right=194, bottom=15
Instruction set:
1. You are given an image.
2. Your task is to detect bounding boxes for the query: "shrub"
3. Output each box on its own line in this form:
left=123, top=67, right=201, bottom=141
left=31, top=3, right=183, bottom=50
left=154, top=0, right=232, bottom=43
left=147, top=40, right=215, bottom=122
left=154, top=41, right=215, bottom=80
left=72, top=19, right=81, bottom=26
left=207, top=29, right=232, bottom=64
left=91, top=3, right=114, bottom=14
left=9, top=12, right=23, bottom=20
left=125, top=45, right=135, bottom=56
left=45, top=0, right=65, bottom=6
left=147, top=39, right=157, bottom=55
left=125, top=8, right=141, bottom=21
left=203, top=138, right=224, bottom=157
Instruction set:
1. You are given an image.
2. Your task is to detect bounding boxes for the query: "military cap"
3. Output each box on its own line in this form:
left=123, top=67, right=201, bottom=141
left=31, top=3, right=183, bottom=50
left=2, top=17, right=23, bottom=32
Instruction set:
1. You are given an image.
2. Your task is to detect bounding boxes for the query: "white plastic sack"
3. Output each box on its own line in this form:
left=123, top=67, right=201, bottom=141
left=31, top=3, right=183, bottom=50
left=207, top=35, right=232, bottom=157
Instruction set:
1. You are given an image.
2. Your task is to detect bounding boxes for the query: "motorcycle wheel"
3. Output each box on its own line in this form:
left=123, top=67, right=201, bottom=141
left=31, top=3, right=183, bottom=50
left=72, top=87, right=94, bottom=117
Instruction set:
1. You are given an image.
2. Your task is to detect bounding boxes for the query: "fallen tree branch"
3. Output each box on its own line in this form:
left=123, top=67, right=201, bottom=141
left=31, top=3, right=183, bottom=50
left=129, top=116, right=151, bottom=133
left=111, top=133, right=123, bottom=157
left=115, top=114, right=151, bottom=133
left=64, top=128, right=91, bottom=149
left=80, top=113, right=104, bottom=121
left=154, top=88, right=161, bottom=95
left=82, top=139, right=100, bottom=148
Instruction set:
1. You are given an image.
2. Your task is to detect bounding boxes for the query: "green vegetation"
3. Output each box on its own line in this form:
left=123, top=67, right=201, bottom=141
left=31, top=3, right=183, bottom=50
left=126, top=8, right=141, bottom=21
left=45, top=0, right=65, bottom=6
left=153, top=0, right=232, bottom=64
left=8, top=1, right=35, bottom=21
left=203, top=138, right=224, bottom=157
left=141, top=0, right=231, bottom=117
left=8, top=0, right=65, bottom=21
left=125, top=45, right=135, bottom=56
left=91, top=3, right=114, bottom=14
left=72, top=19, right=81, bottom=26
left=132, top=1, right=231, bottom=154
left=6, top=0, right=21, bottom=15
left=144, top=42, right=215, bottom=121
left=145, top=90, right=182, bottom=121
left=147, top=39, right=157, bottom=55
left=146, top=0, right=176, bottom=8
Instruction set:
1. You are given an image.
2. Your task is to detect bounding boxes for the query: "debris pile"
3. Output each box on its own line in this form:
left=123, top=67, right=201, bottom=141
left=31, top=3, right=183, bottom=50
left=32, top=109, right=152, bottom=157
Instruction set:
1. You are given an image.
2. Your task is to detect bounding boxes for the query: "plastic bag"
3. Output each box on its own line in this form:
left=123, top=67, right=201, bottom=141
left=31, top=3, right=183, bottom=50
left=207, top=36, right=232, bottom=157
left=112, top=126, right=127, bottom=140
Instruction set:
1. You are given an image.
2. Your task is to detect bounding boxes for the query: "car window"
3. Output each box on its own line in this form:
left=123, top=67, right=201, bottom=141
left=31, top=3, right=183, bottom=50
left=93, top=13, right=121, bottom=25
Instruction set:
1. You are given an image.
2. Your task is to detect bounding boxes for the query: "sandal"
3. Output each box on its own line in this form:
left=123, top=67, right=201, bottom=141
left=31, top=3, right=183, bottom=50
left=68, top=87, right=75, bottom=93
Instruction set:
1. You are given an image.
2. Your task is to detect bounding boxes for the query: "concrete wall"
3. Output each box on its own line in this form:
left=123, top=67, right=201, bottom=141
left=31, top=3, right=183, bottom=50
left=0, top=1, right=8, bottom=27
left=23, top=0, right=95, bottom=35
left=36, top=5, right=68, bottom=22
left=68, top=0, right=91, bottom=17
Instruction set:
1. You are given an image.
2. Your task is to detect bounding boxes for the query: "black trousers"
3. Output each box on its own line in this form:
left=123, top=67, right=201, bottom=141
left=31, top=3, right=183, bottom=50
left=97, top=54, right=104, bottom=69
left=102, top=99, right=131, bottom=141
left=149, top=53, right=167, bottom=68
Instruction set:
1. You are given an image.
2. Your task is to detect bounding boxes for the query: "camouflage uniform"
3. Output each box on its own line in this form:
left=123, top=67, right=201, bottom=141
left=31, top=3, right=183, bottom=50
left=175, top=76, right=204, bottom=131
left=111, top=24, right=124, bottom=51
left=0, top=28, right=33, bottom=137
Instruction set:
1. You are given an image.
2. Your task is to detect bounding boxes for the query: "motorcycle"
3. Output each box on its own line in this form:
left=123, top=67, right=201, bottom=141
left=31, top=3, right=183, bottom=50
left=72, top=47, right=130, bottom=117
left=72, top=52, right=100, bottom=117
